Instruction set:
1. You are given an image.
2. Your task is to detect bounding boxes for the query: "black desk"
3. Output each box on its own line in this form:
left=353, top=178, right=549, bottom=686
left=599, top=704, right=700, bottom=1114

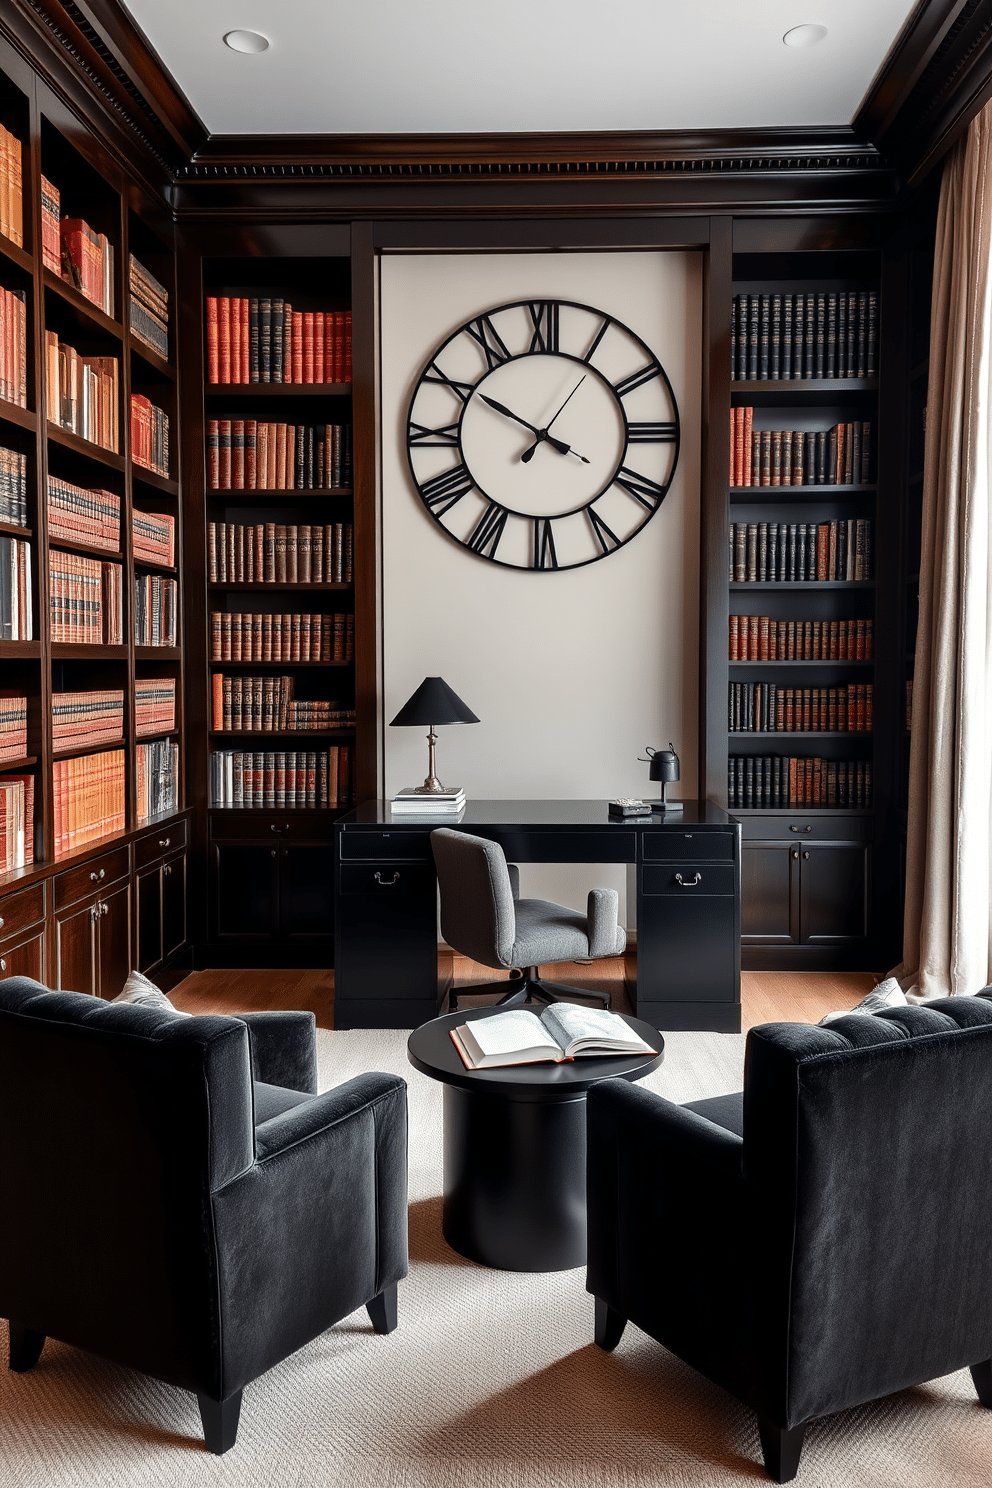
left=333, top=800, right=741, bottom=1033
left=407, top=1006, right=664, bottom=1271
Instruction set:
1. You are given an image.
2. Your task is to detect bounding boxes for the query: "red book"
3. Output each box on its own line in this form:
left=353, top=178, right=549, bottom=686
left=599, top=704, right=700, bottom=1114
left=743, top=406, right=753, bottom=485
left=728, top=614, right=739, bottom=661
left=212, top=672, right=223, bottom=731
left=207, top=418, right=220, bottom=489
left=729, top=408, right=736, bottom=487
left=218, top=297, right=231, bottom=384
left=314, top=312, right=325, bottom=383
left=245, top=419, right=257, bottom=489
left=219, top=418, right=232, bottom=489
left=232, top=419, right=245, bottom=489
left=292, top=312, right=304, bottom=383
left=231, top=295, right=242, bottom=384
left=328, top=311, right=339, bottom=383
left=303, top=311, right=315, bottom=383
left=344, top=310, right=352, bottom=382
left=241, top=297, right=250, bottom=384
left=206, top=298, right=219, bottom=383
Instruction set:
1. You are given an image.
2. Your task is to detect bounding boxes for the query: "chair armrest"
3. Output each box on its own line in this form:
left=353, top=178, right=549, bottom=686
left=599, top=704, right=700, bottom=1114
left=236, top=1011, right=317, bottom=1093
left=211, top=1072, right=408, bottom=1398
left=587, top=887, right=623, bottom=958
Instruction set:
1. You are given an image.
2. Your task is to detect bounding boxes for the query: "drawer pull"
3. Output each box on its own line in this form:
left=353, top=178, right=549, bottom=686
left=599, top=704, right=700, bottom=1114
left=674, top=872, right=701, bottom=887
left=803, top=851, right=811, bottom=860
left=374, top=871, right=401, bottom=886
left=158, top=837, right=171, bottom=848
left=90, top=868, right=105, bottom=883
left=789, top=825, right=813, bottom=834
left=163, top=864, right=172, bottom=877
left=270, top=823, right=290, bottom=835
left=0, top=916, right=4, bottom=930
left=0, top=958, right=5, bottom=972
left=792, top=850, right=799, bottom=859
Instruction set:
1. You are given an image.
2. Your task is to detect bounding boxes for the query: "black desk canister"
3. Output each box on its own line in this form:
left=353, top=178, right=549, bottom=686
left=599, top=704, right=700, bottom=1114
left=640, top=743, right=683, bottom=813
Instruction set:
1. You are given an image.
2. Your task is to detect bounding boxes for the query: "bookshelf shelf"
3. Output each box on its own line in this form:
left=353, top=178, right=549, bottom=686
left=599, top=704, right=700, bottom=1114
left=205, top=383, right=352, bottom=398
left=52, top=736, right=125, bottom=761
left=131, top=466, right=179, bottom=496
left=0, top=401, right=36, bottom=433
left=727, top=732, right=873, bottom=742
left=0, top=641, right=40, bottom=658
left=48, top=535, right=122, bottom=562
left=207, top=581, right=352, bottom=592
left=209, top=729, right=356, bottom=739
left=0, top=520, right=31, bottom=539
left=0, top=234, right=33, bottom=275
left=732, top=377, right=878, bottom=406
left=209, top=659, right=353, bottom=669
left=206, top=488, right=353, bottom=502
left=728, top=660, right=874, bottom=668
left=47, top=422, right=124, bottom=470
left=129, top=336, right=175, bottom=381
left=132, top=556, right=177, bottom=574
left=134, top=645, right=181, bottom=660
left=135, top=728, right=180, bottom=741
left=730, top=807, right=874, bottom=817
left=730, top=483, right=876, bottom=499
left=0, top=756, right=38, bottom=772
left=729, top=580, right=875, bottom=591
left=42, top=268, right=124, bottom=341
left=49, top=644, right=129, bottom=660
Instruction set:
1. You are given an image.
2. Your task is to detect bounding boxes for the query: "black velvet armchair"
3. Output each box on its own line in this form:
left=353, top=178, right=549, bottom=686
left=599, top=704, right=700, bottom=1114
left=0, top=976, right=408, bottom=1453
left=586, top=990, right=992, bottom=1482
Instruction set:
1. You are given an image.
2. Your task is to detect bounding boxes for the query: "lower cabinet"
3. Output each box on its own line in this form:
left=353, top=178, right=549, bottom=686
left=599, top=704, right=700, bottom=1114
left=55, top=880, right=131, bottom=998
left=0, top=883, right=46, bottom=981
left=211, top=827, right=334, bottom=945
left=137, top=853, right=187, bottom=973
left=0, top=929, right=45, bottom=980
left=740, top=815, right=872, bottom=967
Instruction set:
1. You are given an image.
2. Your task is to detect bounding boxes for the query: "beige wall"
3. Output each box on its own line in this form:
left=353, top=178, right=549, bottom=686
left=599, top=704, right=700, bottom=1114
left=378, top=250, right=702, bottom=918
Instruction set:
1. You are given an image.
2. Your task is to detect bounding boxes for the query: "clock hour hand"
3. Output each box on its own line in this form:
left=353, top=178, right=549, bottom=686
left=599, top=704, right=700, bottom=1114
left=521, top=433, right=590, bottom=464
left=479, top=394, right=540, bottom=436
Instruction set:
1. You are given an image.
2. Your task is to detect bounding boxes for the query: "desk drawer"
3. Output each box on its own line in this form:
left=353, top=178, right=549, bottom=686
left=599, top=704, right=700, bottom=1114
left=210, top=814, right=332, bottom=843
left=0, top=882, right=45, bottom=941
left=736, top=814, right=874, bottom=843
left=642, top=864, right=736, bottom=897
left=338, top=830, right=434, bottom=862
left=55, top=846, right=130, bottom=909
left=482, top=830, right=634, bottom=864
left=135, top=818, right=187, bottom=869
left=339, top=863, right=436, bottom=897
left=642, top=832, right=735, bottom=863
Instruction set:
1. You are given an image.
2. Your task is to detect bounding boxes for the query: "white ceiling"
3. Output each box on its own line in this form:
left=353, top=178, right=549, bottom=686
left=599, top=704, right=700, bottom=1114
left=120, top=0, right=918, bottom=137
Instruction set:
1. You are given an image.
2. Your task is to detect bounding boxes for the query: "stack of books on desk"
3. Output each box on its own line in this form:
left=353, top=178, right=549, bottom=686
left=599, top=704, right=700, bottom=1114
left=390, top=787, right=465, bottom=815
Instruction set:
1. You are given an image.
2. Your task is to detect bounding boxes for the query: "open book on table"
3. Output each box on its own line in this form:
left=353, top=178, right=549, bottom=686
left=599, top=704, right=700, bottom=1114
left=450, top=1004, right=658, bottom=1070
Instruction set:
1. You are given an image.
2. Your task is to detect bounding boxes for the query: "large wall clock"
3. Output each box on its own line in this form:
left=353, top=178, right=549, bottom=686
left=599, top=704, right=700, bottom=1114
left=406, top=298, right=680, bottom=571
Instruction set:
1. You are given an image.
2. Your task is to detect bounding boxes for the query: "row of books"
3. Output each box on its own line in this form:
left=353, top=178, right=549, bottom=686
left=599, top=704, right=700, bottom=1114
left=136, top=739, right=179, bottom=820
left=206, top=420, right=353, bottom=491
left=129, top=255, right=169, bottom=360
left=0, top=695, right=27, bottom=762
left=730, top=412, right=871, bottom=487
left=52, top=688, right=123, bottom=752
left=44, top=333, right=119, bottom=451
left=1, top=536, right=32, bottom=639
left=206, top=299, right=353, bottom=384
left=728, top=684, right=873, bottom=734
left=0, top=287, right=27, bottom=408
left=210, top=746, right=352, bottom=809
left=134, top=573, right=178, bottom=647
left=52, top=748, right=124, bottom=857
left=729, top=521, right=873, bottom=583
left=210, top=611, right=355, bottom=663
left=0, top=126, right=23, bottom=247
left=211, top=674, right=356, bottom=733
left=731, top=291, right=878, bottom=381
left=48, top=552, right=121, bottom=644
left=728, top=755, right=872, bottom=810
left=132, top=509, right=174, bottom=565
left=130, top=394, right=169, bottom=478
left=47, top=476, right=119, bottom=551
left=208, top=521, right=353, bottom=584
left=136, top=678, right=176, bottom=736
left=0, top=772, right=33, bottom=868
left=0, top=446, right=28, bottom=526
left=59, top=217, right=115, bottom=319
left=729, top=616, right=874, bottom=661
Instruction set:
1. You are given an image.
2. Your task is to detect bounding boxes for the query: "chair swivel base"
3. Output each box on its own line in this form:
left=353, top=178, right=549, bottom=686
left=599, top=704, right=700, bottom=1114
left=449, top=966, right=610, bottom=1012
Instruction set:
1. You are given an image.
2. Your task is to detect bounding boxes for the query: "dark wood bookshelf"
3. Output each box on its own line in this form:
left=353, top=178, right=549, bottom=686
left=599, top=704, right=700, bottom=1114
left=728, top=660, right=874, bottom=668
left=0, top=234, right=33, bottom=275
left=134, top=645, right=181, bottom=660
left=50, top=644, right=129, bottom=659
left=47, top=422, right=125, bottom=470
left=729, top=580, right=875, bottom=591
left=204, top=383, right=352, bottom=397
left=0, top=641, right=40, bottom=658
left=129, top=336, right=175, bottom=380
left=131, top=466, right=179, bottom=495
left=52, top=736, right=126, bottom=761
left=730, top=484, right=876, bottom=498
left=42, top=267, right=124, bottom=341
left=0, top=401, right=36, bottom=433
left=0, top=520, right=31, bottom=538
left=209, top=729, right=356, bottom=739
left=0, top=755, right=38, bottom=772
left=206, top=488, right=353, bottom=502
left=207, top=580, right=352, bottom=592
left=208, top=659, right=353, bottom=669
left=48, top=536, right=123, bottom=562
left=728, top=732, right=873, bottom=742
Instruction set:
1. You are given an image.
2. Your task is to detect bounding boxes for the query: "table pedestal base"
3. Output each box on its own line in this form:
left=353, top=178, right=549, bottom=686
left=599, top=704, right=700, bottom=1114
left=442, top=1084, right=587, bottom=1271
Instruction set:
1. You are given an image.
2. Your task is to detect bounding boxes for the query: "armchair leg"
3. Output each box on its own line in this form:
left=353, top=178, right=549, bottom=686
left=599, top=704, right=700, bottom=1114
left=971, top=1360, right=992, bottom=1406
left=593, top=1296, right=627, bottom=1351
left=367, top=1283, right=398, bottom=1334
left=8, top=1321, right=45, bottom=1373
left=197, top=1390, right=243, bottom=1454
left=757, top=1417, right=806, bottom=1483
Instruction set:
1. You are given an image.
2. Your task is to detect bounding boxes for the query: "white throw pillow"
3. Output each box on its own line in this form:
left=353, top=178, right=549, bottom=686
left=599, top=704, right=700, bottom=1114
left=819, top=976, right=908, bottom=1026
left=113, top=969, right=192, bottom=1017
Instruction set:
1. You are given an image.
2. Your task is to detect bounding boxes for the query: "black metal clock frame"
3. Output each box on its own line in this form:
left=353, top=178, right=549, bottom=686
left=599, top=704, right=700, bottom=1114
left=405, top=297, right=681, bottom=571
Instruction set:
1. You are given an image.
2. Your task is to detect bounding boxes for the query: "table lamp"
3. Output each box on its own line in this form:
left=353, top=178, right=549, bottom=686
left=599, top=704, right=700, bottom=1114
left=639, top=743, right=683, bottom=813
left=390, top=677, right=479, bottom=794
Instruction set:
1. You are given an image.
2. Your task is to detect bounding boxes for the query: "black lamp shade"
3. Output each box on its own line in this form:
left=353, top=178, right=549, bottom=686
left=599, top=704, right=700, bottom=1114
left=390, top=677, right=479, bottom=727
left=647, top=746, right=680, bottom=783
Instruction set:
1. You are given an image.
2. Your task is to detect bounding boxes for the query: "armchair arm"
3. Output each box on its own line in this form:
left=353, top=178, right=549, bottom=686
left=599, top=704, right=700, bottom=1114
left=586, top=887, right=623, bottom=958
left=210, top=1072, right=408, bottom=1398
left=236, top=1011, right=317, bottom=1093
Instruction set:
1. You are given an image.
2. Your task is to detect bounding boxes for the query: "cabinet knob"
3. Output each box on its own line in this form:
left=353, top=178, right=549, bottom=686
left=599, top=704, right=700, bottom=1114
left=803, top=851, right=811, bottom=860
left=374, top=871, right=401, bottom=886
left=789, top=825, right=812, bottom=833
left=0, top=916, right=4, bottom=930
left=163, top=864, right=172, bottom=877
left=270, top=849, right=277, bottom=858
left=270, top=823, right=290, bottom=834
left=0, top=958, right=6, bottom=973
left=90, top=868, right=105, bottom=883
left=158, top=837, right=171, bottom=848
left=674, top=872, right=701, bottom=887
left=792, top=849, right=799, bottom=859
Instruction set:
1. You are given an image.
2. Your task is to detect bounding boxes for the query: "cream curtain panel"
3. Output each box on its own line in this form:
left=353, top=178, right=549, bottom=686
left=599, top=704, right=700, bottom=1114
left=898, top=102, right=992, bottom=999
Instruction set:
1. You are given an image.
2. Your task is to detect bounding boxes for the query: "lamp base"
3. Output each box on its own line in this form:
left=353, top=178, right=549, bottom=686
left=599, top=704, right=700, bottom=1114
left=415, top=779, right=461, bottom=796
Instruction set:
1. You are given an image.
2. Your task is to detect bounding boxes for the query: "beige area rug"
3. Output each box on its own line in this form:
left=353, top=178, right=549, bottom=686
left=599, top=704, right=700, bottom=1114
left=1, top=1028, right=989, bottom=1488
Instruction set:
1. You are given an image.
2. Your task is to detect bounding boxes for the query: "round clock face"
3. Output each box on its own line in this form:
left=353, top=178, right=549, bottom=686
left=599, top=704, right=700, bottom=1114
left=406, top=298, right=680, bottom=570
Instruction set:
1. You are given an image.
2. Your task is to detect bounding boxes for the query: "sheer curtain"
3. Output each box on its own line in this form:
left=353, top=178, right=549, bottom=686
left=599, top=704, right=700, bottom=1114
left=897, top=102, right=992, bottom=1000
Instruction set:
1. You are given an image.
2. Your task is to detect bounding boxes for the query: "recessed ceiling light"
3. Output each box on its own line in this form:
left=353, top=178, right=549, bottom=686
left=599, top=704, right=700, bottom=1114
left=223, top=30, right=270, bottom=54
left=783, top=23, right=828, bottom=48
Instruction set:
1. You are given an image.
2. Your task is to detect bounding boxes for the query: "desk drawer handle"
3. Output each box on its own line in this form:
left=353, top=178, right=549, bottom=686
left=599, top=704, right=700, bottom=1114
left=674, top=872, right=701, bottom=887
left=270, top=823, right=290, bottom=835
left=789, top=825, right=812, bottom=834
left=374, top=871, right=400, bottom=886
left=90, top=868, right=105, bottom=883
left=158, top=837, right=171, bottom=848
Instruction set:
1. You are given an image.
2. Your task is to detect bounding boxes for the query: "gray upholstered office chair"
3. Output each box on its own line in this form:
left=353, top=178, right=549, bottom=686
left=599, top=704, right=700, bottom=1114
left=431, top=828, right=625, bottom=1010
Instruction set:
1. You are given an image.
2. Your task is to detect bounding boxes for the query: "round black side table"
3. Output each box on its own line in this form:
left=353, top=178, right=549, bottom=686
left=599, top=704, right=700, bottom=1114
left=407, top=1006, right=664, bottom=1272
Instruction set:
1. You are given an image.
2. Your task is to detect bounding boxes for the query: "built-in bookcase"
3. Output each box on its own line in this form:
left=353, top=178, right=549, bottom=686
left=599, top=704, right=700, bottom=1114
left=0, top=33, right=188, bottom=995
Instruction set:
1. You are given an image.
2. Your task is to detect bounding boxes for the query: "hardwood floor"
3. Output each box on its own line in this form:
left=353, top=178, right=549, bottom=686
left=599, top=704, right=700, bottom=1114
left=169, top=953, right=876, bottom=1029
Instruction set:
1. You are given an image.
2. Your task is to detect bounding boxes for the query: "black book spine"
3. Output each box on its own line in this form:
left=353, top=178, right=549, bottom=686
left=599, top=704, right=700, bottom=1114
left=782, top=295, right=793, bottom=380
left=272, top=298, right=284, bottom=384
left=260, top=298, right=271, bottom=383
left=805, top=293, right=815, bottom=378
left=249, top=298, right=259, bottom=383
left=815, top=294, right=826, bottom=377
left=837, top=519, right=848, bottom=581
left=837, top=291, right=847, bottom=377
left=826, top=292, right=838, bottom=378
left=788, top=523, right=797, bottom=582
left=867, top=291, right=878, bottom=376
left=828, top=428, right=838, bottom=485
left=738, top=295, right=750, bottom=381
left=792, top=293, right=804, bottom=379
left=847, top=292, right=856, bottom=379
left=296, top=424, right=305, bottom=489
left=745, top=756, right=754, bottom=808
left=807, top=523, right=818, bottom=581
left=728, top=757, right=736, bottom=808
left=770, top=294, right=781, bottom=379
left=778, top=524, right=787, bottom=580
left=857, top=290, right=867, bottom=378
left=730, top=296, right=738, bottom=380
left=759, top=294, right=770, bottom=380
left=768, top=522, right=779, bottom=581
left=748, top=295, right=759, bottom=380
left=796, top=524, right=807, bottom=583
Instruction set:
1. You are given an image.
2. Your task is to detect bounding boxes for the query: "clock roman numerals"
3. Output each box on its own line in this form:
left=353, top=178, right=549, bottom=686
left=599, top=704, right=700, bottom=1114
left=408, top=420, right=461, bottom=447
left=627, top=421, right=677, bottom=443
left=468, top=501, right=508, bottom=558
left=423, top=360, right=475, bottom=404
left=533, top=518, right=559, bottom=570
left=614, top=465, right=666, bottom=509
left=466, top=315, right=512, bottom=370
left=582, top=316, right=610, bottom=365
left=614, top=361, right=663, bottom=398
left=420, top=462, right=474, bottom=515
left=528, top=301, right=560, bottom=354
left=588, top=506, right=621, bottom=555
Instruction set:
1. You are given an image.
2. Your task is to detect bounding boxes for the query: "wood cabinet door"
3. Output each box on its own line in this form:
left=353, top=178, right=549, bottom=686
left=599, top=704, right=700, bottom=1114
left=800, top=844, right=871, bottom=944
left=741, top=843, right=800, bottom=944
left=97, top=882, right=132, bottom=998
left=212, top=842, right=278, bottom=939
left=0, top=930, right=45, bottom=982
left=136, top=862, right=163, bottom=973
left=279, top=844, right=332, bottom=940
left=56, top=900, right=98, bottom=995
left=161, top=853, right=187, bottom=959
